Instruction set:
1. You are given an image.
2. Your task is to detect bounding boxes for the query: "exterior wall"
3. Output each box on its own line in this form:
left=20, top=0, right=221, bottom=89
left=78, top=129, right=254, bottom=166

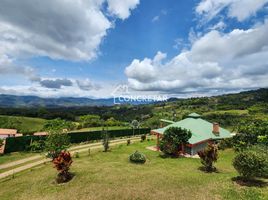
left=191, top=142, right=208, bottom=155
left=184, top=146, right=192, bottom=155
left=0, top=134, right=15, bottom=139
left=0, top=135, right=9, bottom=139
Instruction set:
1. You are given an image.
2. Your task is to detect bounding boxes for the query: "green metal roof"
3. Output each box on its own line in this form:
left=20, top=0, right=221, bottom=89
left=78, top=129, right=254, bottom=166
left=152, top=115, right=231, bottom=144
left=160, top=119, right=175, bottom=124
left=187, top=112, right=201, bottom=118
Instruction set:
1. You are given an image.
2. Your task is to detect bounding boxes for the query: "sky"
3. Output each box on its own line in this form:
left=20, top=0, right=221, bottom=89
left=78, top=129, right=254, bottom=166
left=0, top=0, right=268, bottom=98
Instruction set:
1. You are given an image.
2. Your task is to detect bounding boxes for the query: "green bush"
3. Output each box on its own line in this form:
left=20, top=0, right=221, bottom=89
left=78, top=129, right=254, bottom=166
left=159, top=127, right=192, bottom=157
left=129, top=151, right=146, bottom=164
left=218, top=138, right=233, bottom=150
left=141, top=134, right=146, bottom=142
left=127, top=139, right=131, bottom=146
left=28, top=140, right=45, bottom=152
left=198, top=143, right=218, bottom=172
left=233, top=146, right=268, bottom=179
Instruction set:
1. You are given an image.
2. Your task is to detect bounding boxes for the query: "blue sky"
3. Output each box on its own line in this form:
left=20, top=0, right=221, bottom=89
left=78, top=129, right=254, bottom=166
left=0, top=0, right=268, bottom=98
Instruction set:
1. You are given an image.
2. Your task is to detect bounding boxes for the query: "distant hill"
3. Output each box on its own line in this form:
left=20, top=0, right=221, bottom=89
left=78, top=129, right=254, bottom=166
left=0, top=95, right=117, bottom=107
left=0, top=88, right=267, bottom=108
left=0, top=94, right=155, bottom=107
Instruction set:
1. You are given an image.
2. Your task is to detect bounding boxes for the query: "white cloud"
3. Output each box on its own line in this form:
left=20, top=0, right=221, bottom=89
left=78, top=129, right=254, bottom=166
left=107, top=0, right=140, bottom=20
left=124, top=19, right=268, bottom=94
left=76, top=79, right=101, bottom=91
left=152, top=16, right=160, bottom=22
left=196, top=0, right=268, bottom=22
left=0, top=0, right=139, bottom=61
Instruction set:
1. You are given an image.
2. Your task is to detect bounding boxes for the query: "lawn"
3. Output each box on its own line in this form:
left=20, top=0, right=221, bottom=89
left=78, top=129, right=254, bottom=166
left=0, top=141, right=267, bottom=200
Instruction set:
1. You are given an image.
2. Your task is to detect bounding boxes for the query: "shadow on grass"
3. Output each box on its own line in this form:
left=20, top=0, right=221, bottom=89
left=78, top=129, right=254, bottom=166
left=232, top=176, right=268, bottom=187
left=198, top=166, right=219, bottom=173
left=54, top=172, right=75, bottom=185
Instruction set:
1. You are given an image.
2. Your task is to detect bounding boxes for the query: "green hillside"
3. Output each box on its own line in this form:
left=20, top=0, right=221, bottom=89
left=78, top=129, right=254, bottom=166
left=0, top=115, right=47, bottom=134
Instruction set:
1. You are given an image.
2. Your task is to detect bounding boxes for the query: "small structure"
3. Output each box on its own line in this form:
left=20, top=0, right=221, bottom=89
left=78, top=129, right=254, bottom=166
left=151, top=113, right=232, bottom=155
left=0, top=129, right=18, bottom=139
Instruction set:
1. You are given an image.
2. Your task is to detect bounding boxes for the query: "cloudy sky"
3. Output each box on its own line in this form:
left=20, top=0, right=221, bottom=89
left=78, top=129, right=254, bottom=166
left=0, top=0, right=268, bottom=98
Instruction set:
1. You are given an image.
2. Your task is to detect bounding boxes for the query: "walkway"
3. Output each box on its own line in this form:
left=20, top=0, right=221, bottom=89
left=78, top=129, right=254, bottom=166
left=0, top=136, right=143, bottom=180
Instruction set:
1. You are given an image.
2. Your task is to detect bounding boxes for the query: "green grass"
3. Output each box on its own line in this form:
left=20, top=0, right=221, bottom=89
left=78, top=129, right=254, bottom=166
left=0, top=115, right=47, bottom=133
left=70, top=126, right=130, bottom=132
left=0, top=141, right=267, bottom=200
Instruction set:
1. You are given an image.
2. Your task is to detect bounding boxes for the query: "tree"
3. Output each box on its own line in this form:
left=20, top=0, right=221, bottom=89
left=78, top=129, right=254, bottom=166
left=159, top=127, right=192, bottom=157
left=43, top=118, right=75, bottom=132
left=233, top=121, right=268, bottom=151
left=105, top=117, right=121, bottom=126
left=198, top=143, right=218, bottom=172
left=79, top=115, right=101, bottom=128
left=131, top=120, right=139, bottom=136
left=45, top=129, right=70, bottom=159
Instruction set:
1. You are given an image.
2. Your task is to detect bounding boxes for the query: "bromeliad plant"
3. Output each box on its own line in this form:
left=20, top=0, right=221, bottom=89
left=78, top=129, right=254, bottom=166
left=53, top=151, right=73, bottom=183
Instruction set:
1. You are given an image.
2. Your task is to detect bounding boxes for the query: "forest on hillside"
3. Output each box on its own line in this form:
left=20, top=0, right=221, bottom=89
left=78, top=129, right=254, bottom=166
left=0, top=88, right=267, bottom=132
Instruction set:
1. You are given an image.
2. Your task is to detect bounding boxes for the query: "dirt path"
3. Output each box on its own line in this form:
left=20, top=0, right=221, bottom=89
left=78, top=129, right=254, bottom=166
left=0, top=137, right=143, bottom=180
left=0, top=155, right=42, bottom=170
left=0, top=136, right=140, bottom=171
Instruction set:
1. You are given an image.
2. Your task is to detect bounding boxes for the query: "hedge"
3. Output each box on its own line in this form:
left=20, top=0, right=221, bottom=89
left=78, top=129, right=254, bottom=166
left=4, top=128, right=151, bottom=153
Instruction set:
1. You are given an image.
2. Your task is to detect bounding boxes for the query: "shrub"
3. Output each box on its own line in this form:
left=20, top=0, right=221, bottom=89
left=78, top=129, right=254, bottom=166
left=129, top=151, right=146, bottom=164
left=141, top=134, right=146, bottom=142
left=74, top=152, right=79, bottom=158
left=198, top=143, right=218, bottom=172
left=159, top=127, right=192, bottom=157
left=102, top=130, right=110, bottom=152
left=218, top=138, right=233, bottom=150
left=233, top=147, right=268, bottom=179
left=28, top=140, right=45, bottom=152
left=53, top=151, right=73, bottom=183
left=127, top=139, right=131, bottom=146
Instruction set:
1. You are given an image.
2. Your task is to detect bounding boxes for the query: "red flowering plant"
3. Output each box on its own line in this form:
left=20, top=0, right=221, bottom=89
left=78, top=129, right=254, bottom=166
left=53, top=151, right=73, bottom=183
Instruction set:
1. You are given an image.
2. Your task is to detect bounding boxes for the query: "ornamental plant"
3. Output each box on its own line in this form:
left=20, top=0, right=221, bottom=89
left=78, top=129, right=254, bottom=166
left=233, top=146, right=268, bottom=180
left=53, top=151, right=73, bottom=183
left=198, top=143, right=218, bottom=172
left=129, top=151, right=146, bottom=164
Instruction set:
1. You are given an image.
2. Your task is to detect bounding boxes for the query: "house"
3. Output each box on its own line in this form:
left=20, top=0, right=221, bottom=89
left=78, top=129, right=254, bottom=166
left=0, top=129, right=18, bottom=139
left=151, top=113, right=232, bottom=155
